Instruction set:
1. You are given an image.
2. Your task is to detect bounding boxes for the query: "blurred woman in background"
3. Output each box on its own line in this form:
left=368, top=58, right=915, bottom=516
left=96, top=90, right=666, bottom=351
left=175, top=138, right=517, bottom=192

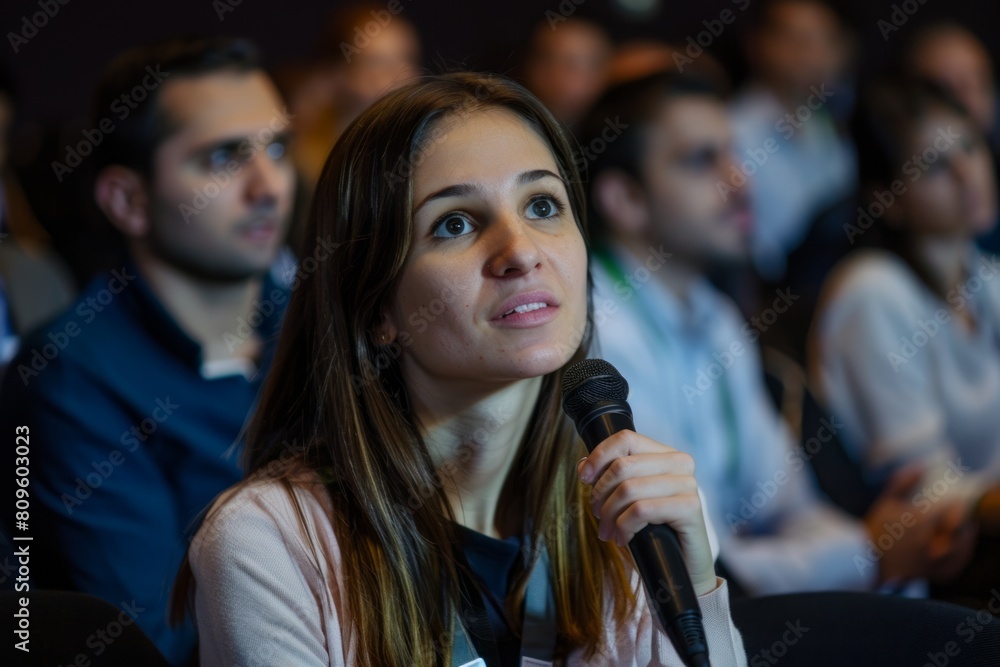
left=810, top=77, right=1000, bottom=603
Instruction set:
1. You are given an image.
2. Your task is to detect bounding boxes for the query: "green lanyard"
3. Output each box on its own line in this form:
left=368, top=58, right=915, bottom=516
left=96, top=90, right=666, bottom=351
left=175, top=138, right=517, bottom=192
left=592, top=248, right=741, bottom=485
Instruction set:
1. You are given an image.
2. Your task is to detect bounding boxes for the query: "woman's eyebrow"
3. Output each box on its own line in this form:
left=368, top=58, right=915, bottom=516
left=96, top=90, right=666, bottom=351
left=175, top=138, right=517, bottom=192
left=414, top=169, right=565, bottom=213
left=414, top=183, right=478, bottom=212
left=517, top=169, right=564, bottom=187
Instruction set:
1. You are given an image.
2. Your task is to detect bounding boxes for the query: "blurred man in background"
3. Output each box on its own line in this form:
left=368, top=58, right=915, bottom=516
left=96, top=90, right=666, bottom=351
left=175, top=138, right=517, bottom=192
left=730, top=0, right=856, bottom=281
left=522, top=16, right=613, bottom=131
left=279, top=3, right=422, bottom=189
left=0, top=36, right=296, bottom=664
left=583, top=71, right=973, bottom=598
left=903, top=22, right=996, bottom=142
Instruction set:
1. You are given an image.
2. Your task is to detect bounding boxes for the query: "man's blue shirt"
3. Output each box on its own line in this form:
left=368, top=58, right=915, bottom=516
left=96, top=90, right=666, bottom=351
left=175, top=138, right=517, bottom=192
left=0, top=259, right=288, bottom=665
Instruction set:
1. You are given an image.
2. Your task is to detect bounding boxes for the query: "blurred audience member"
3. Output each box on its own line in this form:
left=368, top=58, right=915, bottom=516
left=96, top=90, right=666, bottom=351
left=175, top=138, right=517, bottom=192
left=730, top=0, right=855, bottom=280
left=608, top=40, right=675, bottom=85
left=523, top=17, right=612, bottom=130
left=811, top=78, right=999, bottom=606
left=584, top=71, right=972, bottom=597
left=901, top=22, right=1000, bottom=256
left=903, top=23, right=996, bottom=143
left=0, top=37, right=296, bottom=664
left=280, top=4, right=422, bottom=189
left=609, top=40, right=731, bottom=91
left=0, top=62, right=75, bottom=377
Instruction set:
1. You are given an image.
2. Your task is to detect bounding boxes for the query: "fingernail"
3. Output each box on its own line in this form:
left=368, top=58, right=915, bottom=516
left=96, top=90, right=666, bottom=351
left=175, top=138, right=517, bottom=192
left=578, top=457, right=594, bottom=484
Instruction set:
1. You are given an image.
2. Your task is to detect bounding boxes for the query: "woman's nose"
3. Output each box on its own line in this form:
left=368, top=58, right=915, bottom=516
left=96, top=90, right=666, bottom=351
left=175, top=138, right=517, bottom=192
left=485, top=213, right=542, bottom=278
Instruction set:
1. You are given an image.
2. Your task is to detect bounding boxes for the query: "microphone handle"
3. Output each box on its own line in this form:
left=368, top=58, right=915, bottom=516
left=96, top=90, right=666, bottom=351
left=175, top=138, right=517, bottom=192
left=578, top=406, right=710, bottom=667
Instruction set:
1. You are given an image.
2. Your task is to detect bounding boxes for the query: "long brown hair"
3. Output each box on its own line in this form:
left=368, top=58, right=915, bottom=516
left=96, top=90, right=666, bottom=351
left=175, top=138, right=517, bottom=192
left=177, top=72, right=635, bottom=665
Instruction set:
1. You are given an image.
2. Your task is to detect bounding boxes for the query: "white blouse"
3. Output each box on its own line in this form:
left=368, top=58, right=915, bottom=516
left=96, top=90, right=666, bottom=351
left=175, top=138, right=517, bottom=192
left=811, top=248, right=1000, bottom=503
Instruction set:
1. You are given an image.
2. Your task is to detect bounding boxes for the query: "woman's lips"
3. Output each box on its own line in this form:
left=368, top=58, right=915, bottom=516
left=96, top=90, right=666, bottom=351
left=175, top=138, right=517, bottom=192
left=491, top=303, right=559, bottom=328
left=491, top=290, right=559, bottom=328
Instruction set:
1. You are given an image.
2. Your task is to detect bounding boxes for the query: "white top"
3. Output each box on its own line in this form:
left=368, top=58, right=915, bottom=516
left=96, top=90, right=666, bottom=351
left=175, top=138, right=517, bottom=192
left=591, top=245, right=874, bottom=595
left=189, top=466, right=747, bottom=666
left=811, top=248, right=1000, bottom=502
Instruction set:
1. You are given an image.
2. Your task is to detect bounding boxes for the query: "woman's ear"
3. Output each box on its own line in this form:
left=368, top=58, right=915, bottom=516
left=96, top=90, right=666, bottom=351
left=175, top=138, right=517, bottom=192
left=94, top=165, right=151, bottom=238
left=591, top=168, right=649, bottom=238
left=376, top=308, right=399, bottom=345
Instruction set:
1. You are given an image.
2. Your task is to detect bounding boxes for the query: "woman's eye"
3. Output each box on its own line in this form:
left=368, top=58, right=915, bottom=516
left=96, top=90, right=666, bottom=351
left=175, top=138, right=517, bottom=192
left=526, top=196, right=559, bottom=219
left=433, top=214, right=475, bottom=238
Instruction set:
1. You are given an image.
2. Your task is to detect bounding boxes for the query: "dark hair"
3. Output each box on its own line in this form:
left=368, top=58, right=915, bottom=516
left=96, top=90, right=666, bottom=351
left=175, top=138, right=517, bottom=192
left=91, top=36, right=260, bottom=178
left=579, top=70, right=725, bottom=240
left=851, top=76, right=981, bottom=292
left=853, top=77, right=973, bottom=191
left=524, top=14, right=608, bottom=57
left=750, top=0, right=849, bottom=32
left=314, top=3, right=418, bottom=62
left=897, top=20, right=991, bottom=80
left=175, top=72, right=636, bottom=665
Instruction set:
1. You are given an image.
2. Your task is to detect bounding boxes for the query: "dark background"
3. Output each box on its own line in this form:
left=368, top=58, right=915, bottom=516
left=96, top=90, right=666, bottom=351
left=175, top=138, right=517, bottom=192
left=6, top=0, right=995, bottom=283
left=1, top=0, right=998, bottom=126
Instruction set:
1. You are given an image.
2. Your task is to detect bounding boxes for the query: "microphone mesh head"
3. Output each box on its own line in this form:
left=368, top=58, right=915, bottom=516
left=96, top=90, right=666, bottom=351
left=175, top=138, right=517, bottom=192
left=561, top=359, right=629, bottom=422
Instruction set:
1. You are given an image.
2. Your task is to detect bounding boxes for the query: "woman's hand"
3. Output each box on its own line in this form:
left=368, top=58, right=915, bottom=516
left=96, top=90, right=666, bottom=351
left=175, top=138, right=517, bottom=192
left=578, top=429, right=718, bottom=597
left=863, top=465, right=978, bottom=584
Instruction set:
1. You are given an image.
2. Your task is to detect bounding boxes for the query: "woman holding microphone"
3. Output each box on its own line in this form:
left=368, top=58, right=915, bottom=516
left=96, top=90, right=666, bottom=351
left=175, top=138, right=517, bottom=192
left=177, top=72, right=745, bottom=666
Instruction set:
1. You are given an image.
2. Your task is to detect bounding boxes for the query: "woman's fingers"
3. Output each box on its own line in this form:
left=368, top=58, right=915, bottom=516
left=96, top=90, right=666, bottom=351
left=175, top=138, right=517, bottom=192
left=577, top=430, right=701, bottom=544
left=588, top=453, right=696, bottom=515
left=600, top=485, right=703, bottom=545
left=579, top=430, right=690, bottom=483
left=577, top=430, right=718, bottom=596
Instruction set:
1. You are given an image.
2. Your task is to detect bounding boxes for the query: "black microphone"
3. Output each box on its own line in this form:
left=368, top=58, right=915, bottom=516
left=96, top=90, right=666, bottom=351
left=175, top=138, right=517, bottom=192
left=562, top=358, right=710, bottom=667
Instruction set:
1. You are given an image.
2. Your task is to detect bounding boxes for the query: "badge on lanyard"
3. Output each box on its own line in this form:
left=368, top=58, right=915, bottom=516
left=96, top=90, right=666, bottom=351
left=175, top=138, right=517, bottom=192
left=521, top=658, right=554, bottom=666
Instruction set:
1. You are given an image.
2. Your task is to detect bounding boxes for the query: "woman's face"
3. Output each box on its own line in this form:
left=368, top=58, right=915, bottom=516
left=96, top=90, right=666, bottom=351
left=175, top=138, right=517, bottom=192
left=383, top=107, right=588, bottom=393
left=894, top=107, right=997, bottom=236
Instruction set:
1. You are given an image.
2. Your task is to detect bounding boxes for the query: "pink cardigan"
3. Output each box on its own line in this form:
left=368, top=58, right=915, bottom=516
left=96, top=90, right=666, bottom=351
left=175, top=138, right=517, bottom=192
left=189, top=469, right=747, bottom=666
